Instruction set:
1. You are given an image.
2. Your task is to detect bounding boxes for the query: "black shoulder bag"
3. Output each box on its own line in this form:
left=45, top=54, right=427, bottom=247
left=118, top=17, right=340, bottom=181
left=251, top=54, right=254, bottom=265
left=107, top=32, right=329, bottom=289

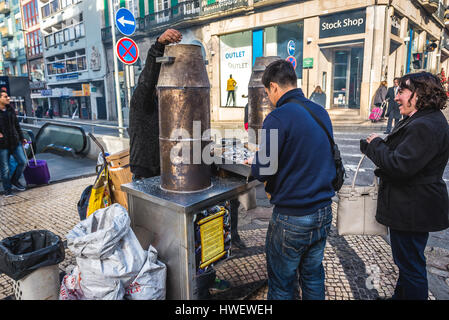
left=285, top=98, right=345, bottom=191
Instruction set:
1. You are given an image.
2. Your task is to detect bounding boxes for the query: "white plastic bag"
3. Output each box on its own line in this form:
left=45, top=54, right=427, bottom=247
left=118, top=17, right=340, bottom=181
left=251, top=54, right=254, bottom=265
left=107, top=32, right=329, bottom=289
left=66, top=204, right=147, bottom=300
left=59, top=266, right=85, bottom=300
left=125, top=245, right=167, bottom=300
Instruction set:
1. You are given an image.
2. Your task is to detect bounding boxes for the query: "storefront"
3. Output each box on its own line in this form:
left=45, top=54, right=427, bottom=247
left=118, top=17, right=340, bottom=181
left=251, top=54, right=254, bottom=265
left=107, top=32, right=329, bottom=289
left=317, top=9, right=366, bottom=109
left=46, top=84, right=92, bottom=119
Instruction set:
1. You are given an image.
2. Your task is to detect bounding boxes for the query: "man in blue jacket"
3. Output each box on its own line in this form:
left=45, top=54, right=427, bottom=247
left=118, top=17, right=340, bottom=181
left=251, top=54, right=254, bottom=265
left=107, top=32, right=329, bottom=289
left=247, top=60, right=335, bottom=300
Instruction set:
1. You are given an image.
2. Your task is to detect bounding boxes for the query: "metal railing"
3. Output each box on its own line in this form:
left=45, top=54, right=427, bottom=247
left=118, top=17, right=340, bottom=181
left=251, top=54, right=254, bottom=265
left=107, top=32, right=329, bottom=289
left=17, top=115, right=128, bottom=138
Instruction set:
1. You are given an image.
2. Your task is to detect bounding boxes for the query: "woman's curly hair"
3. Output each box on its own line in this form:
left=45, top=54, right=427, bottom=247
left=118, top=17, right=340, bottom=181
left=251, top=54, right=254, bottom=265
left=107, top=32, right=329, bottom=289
left=398, top=72, right=447, bottom=110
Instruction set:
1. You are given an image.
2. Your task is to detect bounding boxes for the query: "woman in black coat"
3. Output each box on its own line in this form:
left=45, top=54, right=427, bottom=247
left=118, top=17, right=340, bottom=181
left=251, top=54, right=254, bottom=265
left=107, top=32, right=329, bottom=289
left=360, top=72, right=449, bottom=300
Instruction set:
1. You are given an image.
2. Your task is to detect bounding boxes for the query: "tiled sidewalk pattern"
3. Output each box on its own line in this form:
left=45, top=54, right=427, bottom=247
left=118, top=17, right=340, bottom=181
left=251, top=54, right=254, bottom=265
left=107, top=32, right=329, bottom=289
left=0, top=178, right=435, bottom=300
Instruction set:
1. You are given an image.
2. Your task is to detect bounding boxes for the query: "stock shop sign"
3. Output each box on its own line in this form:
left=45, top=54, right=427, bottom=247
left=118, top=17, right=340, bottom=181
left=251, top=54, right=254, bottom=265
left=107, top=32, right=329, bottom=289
left=320, top=9, right=366, bottom=39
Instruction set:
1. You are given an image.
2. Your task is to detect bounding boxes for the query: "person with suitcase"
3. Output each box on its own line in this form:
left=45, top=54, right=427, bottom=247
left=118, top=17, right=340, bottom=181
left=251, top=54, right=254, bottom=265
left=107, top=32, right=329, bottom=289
left=0, top=90, right=27, bottom=197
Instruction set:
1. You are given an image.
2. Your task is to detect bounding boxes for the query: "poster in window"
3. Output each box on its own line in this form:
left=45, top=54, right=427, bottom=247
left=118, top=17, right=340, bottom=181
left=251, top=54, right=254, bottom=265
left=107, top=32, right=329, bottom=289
left=220, top=31, right=252, bottom=107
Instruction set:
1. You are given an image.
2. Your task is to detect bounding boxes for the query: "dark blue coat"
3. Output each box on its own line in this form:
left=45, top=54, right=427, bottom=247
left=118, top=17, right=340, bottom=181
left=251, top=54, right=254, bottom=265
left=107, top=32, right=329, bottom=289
left=385, top=86, right=400, bottom=119
left=251, top=88, right=335, bottom=216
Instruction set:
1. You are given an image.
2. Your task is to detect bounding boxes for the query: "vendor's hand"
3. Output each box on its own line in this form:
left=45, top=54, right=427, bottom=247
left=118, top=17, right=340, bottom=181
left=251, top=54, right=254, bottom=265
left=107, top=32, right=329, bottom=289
left=158, top=29, right=182, bottom=45
left=0, top=133, right=3, bottom=138
left=366, top=133, right=380, bottom=144
left=244, top=156, right=254, bottom=165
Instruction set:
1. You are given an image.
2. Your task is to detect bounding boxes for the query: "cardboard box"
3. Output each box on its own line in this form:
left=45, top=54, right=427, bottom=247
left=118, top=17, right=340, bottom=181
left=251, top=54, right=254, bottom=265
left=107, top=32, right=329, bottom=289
left=106, top=148, right=130, bottom=168
left=106, top=149, right=132, bottom=210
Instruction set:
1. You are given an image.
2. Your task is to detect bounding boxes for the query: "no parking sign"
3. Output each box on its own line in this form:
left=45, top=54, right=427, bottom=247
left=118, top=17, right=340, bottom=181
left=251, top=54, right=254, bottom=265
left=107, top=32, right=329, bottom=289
left=286, top=56, right=297, bottom=69
left=116, top=37, right=139, bottom=65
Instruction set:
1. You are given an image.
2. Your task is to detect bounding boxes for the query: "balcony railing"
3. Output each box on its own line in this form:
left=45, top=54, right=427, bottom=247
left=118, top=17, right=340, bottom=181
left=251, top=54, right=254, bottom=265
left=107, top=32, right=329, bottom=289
left=102, top=0, right=249, bottom=42
left=0, top=1, right=10, bottom=14
left=139, top=1, right=201, bottom=30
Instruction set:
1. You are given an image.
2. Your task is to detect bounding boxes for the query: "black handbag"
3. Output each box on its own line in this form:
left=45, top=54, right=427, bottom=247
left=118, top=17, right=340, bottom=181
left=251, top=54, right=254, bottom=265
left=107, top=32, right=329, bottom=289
left=285, top=98, right=345, bottom=191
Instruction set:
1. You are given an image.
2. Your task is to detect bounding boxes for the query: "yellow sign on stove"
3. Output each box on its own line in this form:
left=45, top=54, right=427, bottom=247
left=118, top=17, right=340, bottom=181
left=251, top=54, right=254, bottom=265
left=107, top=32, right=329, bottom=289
left=199, top=210, right=226, bottom=269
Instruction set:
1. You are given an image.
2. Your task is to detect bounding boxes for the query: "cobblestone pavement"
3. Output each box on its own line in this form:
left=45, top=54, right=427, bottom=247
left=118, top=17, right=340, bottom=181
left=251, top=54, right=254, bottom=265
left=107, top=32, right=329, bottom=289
left=0, top=177, right=436, bottom=300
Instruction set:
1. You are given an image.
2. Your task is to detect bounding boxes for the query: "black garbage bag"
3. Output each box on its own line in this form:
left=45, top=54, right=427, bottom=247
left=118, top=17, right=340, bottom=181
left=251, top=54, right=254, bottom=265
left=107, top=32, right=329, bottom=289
left=0, top=230, right=65, bottom=281
left=77, top=185, right=93, bottom=221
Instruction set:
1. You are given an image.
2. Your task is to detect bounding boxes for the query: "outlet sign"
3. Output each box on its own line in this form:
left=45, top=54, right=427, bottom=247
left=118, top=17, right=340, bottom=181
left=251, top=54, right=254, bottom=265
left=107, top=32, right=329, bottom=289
left=319, top=9, right=366, bottom=39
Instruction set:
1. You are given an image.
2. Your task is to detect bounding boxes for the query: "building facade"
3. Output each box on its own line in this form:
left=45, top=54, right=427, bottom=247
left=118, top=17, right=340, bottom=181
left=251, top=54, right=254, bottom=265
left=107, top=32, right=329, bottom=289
left=101, top=0, right=449, bottom=123
left=38, top=0, right=108, bottom=120
left=20, top=0, right=47, bottom=114
left=0, top=0, right=29, bottom=115
left=0, top=0, right=28, bottom=78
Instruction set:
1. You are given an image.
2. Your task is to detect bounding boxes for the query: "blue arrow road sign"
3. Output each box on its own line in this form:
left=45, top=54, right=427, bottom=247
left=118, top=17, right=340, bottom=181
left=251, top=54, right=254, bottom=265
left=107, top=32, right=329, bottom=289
left=287, top=40, right=295, bottom=56
left=115, top=8, right=136, bottom=36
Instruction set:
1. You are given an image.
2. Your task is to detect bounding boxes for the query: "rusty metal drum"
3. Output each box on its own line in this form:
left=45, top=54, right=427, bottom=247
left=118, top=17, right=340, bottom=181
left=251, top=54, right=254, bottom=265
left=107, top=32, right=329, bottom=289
left=157, top=44, right=212, bottom=192
left=248, top=56, right=280, bottom=146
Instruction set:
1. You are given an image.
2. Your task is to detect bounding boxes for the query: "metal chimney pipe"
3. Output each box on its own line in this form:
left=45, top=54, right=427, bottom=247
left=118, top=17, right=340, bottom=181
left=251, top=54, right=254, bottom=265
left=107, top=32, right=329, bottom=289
left=157, top=44, right=212, bottom=193
left=248, top=56, right=280, bottom=146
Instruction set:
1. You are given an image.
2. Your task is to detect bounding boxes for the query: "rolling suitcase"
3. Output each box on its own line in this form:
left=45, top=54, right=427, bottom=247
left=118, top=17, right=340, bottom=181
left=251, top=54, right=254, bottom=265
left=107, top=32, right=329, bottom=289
left=369, top=107, right=382, bottom=122
left=22, top=143, right=51, bottom=186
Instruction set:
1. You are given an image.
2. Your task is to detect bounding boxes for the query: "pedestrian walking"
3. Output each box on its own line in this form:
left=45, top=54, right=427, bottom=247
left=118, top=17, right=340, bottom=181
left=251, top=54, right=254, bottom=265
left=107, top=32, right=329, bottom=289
left=225, top=75, right=237, bottom=107
left=246, top=60, right=335, bottom=300
left=373, top=81, right=388, bottom=119
left=384, top=78, right=401, bottom=134
left=309, top=85, right=326, bottom=108
left=48, top=106, right=54, bottom=119
left=360, top=72, right=449, bottom=300
left=0, top=90, right=27, bottom=197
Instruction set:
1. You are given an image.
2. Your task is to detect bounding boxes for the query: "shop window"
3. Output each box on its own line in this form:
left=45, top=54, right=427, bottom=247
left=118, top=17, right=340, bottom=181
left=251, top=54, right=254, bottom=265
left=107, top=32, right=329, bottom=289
left=219, top=31, right=252, bottom=107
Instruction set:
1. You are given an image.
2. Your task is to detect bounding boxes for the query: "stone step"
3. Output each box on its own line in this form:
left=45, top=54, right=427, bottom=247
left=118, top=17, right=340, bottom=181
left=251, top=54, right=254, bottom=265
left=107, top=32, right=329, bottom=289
left=327, top=108, right=360, bottom=116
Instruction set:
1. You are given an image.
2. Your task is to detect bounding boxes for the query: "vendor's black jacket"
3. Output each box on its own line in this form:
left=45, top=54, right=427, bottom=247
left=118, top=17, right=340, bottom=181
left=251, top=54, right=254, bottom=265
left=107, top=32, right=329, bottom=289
left=0, top=105, right=24, bottom=151
left=128, top=40, right=165, bottom=178
left=360, top=108, right=449, bottom=232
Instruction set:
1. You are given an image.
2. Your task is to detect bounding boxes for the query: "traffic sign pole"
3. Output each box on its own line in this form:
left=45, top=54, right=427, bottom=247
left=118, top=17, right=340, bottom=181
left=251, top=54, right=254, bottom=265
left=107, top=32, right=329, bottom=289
left=108, top=0, right=124, bottom=137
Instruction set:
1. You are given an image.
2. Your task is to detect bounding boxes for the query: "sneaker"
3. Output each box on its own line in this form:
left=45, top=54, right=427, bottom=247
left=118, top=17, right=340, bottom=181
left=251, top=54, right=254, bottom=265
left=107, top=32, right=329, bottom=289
left=383, top=130, right=391, bottom=134
left=3, top=190, right=15, bottom=198
left=11, top=182, right=26, bottom=191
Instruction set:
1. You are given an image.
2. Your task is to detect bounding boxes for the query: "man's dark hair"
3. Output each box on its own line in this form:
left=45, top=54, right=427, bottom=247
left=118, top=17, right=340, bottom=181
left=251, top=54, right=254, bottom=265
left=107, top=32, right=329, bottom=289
left=262, top=60, right=297, bottom=89
left=398, top=72, right=447, bottom=111
left=393, top=77, right=400, bottom=82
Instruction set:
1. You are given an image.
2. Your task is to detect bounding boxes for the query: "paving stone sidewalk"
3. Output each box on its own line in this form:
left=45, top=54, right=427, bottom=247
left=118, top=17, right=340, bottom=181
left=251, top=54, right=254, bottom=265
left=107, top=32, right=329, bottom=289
left=0, top=177, right=435, bottom=300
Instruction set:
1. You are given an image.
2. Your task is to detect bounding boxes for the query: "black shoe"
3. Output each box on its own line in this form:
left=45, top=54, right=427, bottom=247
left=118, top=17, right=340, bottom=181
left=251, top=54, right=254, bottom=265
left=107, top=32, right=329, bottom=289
left=11, top=182, right=26, bottom=191
left=383, top=131, right=390, bottom=134
left=231, top=236, right=247, bottom=249
left=3, top=190, right=15, bottom=198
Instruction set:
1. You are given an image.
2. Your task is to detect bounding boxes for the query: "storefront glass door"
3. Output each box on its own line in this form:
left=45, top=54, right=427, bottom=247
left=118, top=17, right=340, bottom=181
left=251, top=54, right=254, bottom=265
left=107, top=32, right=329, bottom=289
left=332, top=50, right=349, bottom=107
left=332, top=47, right=363, bottom=108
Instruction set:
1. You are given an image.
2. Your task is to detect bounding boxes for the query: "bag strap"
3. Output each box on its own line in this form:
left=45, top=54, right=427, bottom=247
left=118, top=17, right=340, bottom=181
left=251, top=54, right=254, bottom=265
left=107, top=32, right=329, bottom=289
left=352, top=154, right=378, bottom=190
left=284, top=98, right=336, bottom=149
